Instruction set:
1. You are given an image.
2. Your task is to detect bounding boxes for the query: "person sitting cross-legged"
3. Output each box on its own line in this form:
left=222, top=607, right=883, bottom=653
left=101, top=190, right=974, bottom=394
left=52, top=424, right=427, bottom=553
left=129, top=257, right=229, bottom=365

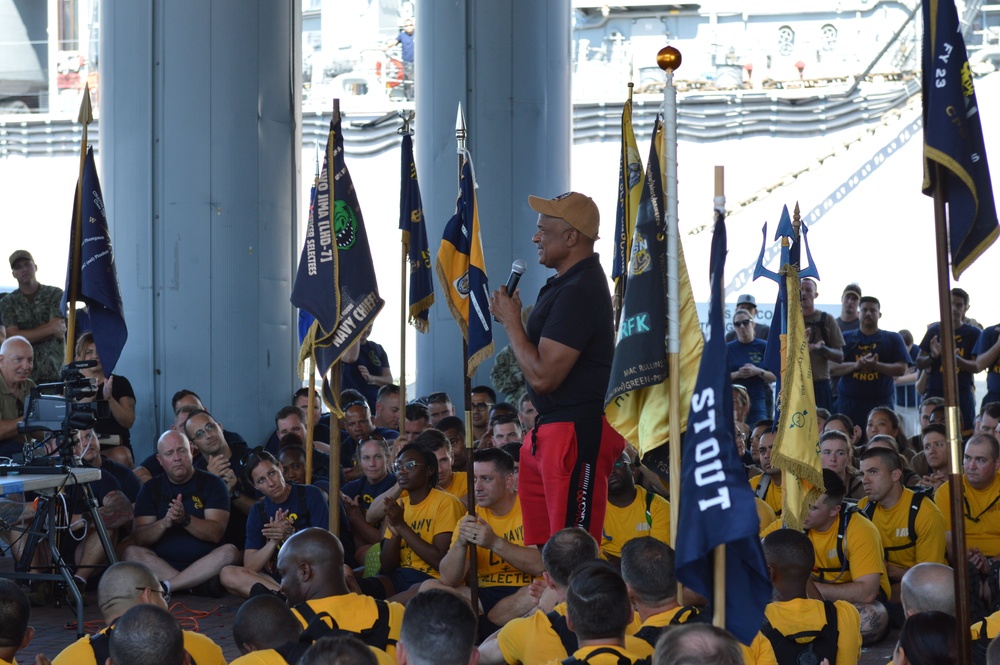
left=123, top=431, right=238, bottom=595
left=220, top=450, right=329, bottom=598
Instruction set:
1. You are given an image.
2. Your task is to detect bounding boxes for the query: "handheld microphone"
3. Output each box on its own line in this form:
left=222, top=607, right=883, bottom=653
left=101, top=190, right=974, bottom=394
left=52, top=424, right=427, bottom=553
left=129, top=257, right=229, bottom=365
left=494, top=259, right=527, bottom=322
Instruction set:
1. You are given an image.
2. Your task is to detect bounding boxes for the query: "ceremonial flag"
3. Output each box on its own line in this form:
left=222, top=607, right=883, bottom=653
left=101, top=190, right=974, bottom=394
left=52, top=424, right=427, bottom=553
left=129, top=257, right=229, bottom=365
left=605, top=116, right=703, bottom=476
left=435, top=155, right=493, bottom=377
left=399, top=134, right=434, bottom=333
left=922, top=0, right=999, bottom=278
left=612, top=97, right=643, bottom=284
left=675, top=204, right=771, bottom=646
left=292, top=114, right=385, bottom=412
left=62, top=146, right=128, bottom=377
left=770, top=264, right=823, bottom=530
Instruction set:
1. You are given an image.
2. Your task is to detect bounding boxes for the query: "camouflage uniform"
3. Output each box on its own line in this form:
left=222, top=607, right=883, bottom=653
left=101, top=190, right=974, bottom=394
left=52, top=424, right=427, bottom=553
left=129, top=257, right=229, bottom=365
left=0, top=285, right=65, bottom=383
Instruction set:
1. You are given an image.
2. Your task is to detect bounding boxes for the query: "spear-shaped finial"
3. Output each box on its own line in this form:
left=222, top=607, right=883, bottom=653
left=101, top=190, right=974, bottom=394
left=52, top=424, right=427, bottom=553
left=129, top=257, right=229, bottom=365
left=455, top=103, right=467, bottom=154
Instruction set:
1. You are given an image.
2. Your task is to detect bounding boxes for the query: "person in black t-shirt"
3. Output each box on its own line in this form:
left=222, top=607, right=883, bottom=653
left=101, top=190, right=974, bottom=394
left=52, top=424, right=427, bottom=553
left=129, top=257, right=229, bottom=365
left=490, top=191, right=625, bottom=547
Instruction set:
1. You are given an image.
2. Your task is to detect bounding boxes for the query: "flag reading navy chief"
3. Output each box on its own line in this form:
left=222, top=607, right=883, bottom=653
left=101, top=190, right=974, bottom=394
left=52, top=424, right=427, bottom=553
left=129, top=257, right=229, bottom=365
left=922, top=0, right=999, bottom=279
left=61, top=146, right=128, bottom=377
left=675, top=209, right=770, bottom=646
left=292, top=114, right=383, bottom=364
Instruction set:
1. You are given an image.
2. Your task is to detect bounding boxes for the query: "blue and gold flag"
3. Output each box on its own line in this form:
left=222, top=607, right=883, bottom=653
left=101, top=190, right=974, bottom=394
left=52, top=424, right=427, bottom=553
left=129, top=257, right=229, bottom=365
left=292, top=114, right=384, bottom=413
left=675, top=203, right=771, bottom=646
left=435, top=155, right=493, bottom=377
left=62, top=146, right=128, bottom=377
left=399, top=134, right=434, bottom=333
left=605, top=116, right=703, bottom=475
left=922, top=0, right=999, bottom=278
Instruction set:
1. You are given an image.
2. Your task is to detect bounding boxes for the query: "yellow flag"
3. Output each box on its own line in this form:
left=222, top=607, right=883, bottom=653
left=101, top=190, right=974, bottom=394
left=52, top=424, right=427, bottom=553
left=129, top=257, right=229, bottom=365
left=771, top=264, right=824, bottom=530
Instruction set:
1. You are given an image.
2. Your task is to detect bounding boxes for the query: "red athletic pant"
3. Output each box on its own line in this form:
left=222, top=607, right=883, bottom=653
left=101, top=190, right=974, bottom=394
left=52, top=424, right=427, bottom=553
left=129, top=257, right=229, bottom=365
left=520, top=416, right=625, bottom=546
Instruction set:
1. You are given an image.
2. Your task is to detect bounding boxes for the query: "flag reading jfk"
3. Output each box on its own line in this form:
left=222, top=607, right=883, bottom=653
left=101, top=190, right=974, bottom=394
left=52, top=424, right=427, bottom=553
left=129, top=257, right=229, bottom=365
left=399, top=133, right=434, bottom=333
left=922, top=0, right=999, bottom=278
left=62, top=146, right=127, bottom=377
left=292, top=114, right=384, bottom=410
left=435, top=156, right=493, bottom=377
left=605, top=116, right=702, bottom=475
left=675, top=206, right=770, bottom=646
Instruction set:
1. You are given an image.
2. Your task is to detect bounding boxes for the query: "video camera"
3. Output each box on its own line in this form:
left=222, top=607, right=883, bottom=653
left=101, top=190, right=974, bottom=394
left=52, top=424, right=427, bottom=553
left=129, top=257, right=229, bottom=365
left=16, top=361, right=110, bottom=466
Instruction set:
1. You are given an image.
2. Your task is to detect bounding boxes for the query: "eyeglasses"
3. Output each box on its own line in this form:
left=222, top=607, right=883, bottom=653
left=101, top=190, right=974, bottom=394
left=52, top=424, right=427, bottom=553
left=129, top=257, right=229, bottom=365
left=190, top=422, right=219, bottom=440
left=392, top=460, right=425, bottom=474
left=733, top=320, right=752, bottom=328
left=136, top=583, right=171, bottom=605
left=471, top=402, right=494, bottom=412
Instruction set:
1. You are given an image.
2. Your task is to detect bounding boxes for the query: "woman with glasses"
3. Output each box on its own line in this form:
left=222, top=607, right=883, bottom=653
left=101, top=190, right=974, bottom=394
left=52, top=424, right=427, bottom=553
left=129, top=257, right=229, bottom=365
left=343, top=438, right=396, bottom=561
left=219, top=451, right=329, bottom=598
left=75, top=332, right=137, bottom=469
left=376, top=443, right=464, bottom=602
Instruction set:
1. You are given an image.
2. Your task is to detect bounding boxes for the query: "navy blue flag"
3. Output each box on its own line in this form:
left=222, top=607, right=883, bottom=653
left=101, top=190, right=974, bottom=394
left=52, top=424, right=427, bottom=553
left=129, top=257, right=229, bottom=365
left=62, top=146, right=128, bottom=377
left=675, top=206, right=771, bottom=645
left=435, top=156, right=494, bottom=377
left=922, top=0, right=999, bottom=278
left=399, top=134, right=434, bottom=333
left=298, top=180, right=318, bottom=346
left=292, top=114, right=385, bottom=411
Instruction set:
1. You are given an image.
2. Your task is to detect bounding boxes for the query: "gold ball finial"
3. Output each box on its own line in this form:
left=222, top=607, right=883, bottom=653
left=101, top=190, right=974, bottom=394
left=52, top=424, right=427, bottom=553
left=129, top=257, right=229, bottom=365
left=657, top=46, right=682, bottom=72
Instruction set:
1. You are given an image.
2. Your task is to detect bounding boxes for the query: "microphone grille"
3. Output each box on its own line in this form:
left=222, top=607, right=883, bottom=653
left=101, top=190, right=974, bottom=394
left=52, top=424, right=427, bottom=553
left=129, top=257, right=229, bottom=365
left=511, top=259, right=527, bottom=274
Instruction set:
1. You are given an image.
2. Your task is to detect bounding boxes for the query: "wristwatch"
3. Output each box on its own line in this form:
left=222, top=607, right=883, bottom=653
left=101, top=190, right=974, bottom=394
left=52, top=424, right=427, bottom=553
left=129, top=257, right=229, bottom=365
left=181, top=514, right=191, bottom=527
left=231, top=489, right=242, bottom=500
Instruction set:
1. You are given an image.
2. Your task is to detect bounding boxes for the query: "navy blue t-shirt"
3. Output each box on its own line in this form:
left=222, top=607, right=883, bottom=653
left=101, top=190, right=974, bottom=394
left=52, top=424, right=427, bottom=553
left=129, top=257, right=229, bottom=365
left=68, top=466, right=122, bottom=514
left=726, top=338, right=771, bottom=416
left=895, top=344, right=921, bottom=408
left=134, top=469, right=230, bottom=567
left=100, top=455, right=142, bottom=503
left=342, top=473, right=397, bottom=513
left=341, top=341, right=391, bottom=411
left=919, top=322, right=981, bottom=393
left=973, top=325, right=1000, bottom=394
left=244, top=484, right=329, bottom=551
left=396, top=31, right=414, bottom=63
left=839, top=329, right=912, bottom=400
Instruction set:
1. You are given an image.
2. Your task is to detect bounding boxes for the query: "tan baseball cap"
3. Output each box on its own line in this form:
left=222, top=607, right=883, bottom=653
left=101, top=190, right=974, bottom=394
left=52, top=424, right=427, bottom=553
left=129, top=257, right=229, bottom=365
left=9, top=250, right=33, bottom=268
left=528, top=192, right=600, bottom=240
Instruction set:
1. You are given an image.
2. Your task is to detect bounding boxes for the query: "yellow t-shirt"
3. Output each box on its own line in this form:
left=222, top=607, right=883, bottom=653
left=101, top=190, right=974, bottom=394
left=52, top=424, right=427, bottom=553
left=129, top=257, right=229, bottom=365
left=750, top=474, right=783, bottom=517
left=756, top=498, right=777, bottom=532
left=601, top=487, right=671, bottom=558
left=807, top=510, right=890, bottom=599
left=856, top=489, right=946, bottom=572
left=51, top=626, right=226, bottom=665
left=384, top=487, right=465, bottom=577
left=542, top=643, right=653, bottom=665
left=230, top=645, right=394, bottom=665
left=291, top=592, right=405, bottom=659
left=449, top=495, right=535, bottom=587
left=497, top=602, right=646, bottom=665
left=971, top=608, right=1000, bottom=639
left=935, top=474, right=1000, bottom=557
left=747, top=597, right=861, bottom=665
left=441, top=471, right=469, bottom=501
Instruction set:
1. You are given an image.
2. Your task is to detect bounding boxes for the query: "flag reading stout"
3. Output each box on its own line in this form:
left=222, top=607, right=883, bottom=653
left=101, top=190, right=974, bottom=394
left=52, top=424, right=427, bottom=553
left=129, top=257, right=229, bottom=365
left=292, top=113, right=384, bottom=411
left=62, top=146, right=128, bottom=377
left=675, top=206, right=770, bottom=646
left=605, top=117, right=702, bottom=476
left=435, top=155, right=493, bottom=377
left=922, top=0, right=999, bottom=278
left=399, top=133, right=434, bottom=332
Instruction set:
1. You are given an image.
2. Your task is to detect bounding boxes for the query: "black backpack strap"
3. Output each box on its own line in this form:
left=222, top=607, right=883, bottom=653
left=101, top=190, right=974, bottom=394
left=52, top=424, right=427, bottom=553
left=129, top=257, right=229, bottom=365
left=670, top=606, right=707, bottom=625
left=859, top=500, right=877, bottom=521
left=755, top=475, right=771, bottom=500
left=972, top=618, right=991, bottom=665
left=276, top=611, right=344, bottom=664
left=879, top=492, right=928, bottom=556
left=561, top=647, right=633, bottom=665
left=760, top=601, right=838, bottom=665
left=89, top=629, right=112, bottom=665
left=815, top=507, right=853, bottom=580
left=294, top=601, right=320, bottom=625
left=633, top=625, right=666, bottom=648
left=356, top=599, right=395, bottom=650
left=296, top=484, right=312, bottom=526
left=255, top=497, right=267, bottom=527
left=644, top=489, right=654, bottom=527
left=546, top=610, right=578, bottom=657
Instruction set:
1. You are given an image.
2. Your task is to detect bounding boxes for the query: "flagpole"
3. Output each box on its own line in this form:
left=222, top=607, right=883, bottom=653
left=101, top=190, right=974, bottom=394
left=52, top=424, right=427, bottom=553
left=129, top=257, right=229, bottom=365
left=399, top=116, right=413, bottom=432
left=711, top=165, right=726, bottom=629
left=455, top=102, right=479, bottom=612
left=657, top=46, right=683, bottom=567
left=66, top=84, right=94, bottom=363
left=932, top=165, right=972, bottom=663
left=328, top=97, right=343, bottom=538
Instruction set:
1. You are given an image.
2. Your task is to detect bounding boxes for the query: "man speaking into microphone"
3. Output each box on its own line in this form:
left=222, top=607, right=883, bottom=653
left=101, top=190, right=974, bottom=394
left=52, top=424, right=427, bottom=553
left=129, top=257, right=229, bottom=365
left=489, top=191, right=625, bottom=547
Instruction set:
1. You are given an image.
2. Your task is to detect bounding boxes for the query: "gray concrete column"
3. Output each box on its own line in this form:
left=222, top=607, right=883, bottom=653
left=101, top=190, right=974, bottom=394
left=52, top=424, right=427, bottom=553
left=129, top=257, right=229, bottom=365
left=102, top=0, right=301, bottom=453
left=415, top=0, right=572, bottom=408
